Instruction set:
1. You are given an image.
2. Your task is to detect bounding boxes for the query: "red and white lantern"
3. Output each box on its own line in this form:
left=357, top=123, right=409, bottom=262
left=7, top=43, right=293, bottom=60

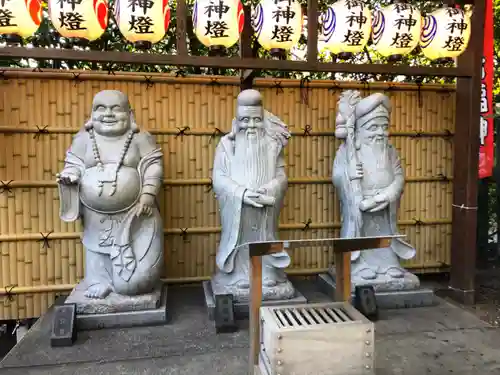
left=192, top=0, right=244, bottom=49
left=48, top=0, right=108, bottom=41
left=114, top=0, right=171, bottom=45
left=0, top=0, right=43, bottom=38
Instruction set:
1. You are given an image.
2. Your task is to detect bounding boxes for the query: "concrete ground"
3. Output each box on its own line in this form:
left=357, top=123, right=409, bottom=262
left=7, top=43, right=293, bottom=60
left=1, top=280, right=500, bottom=375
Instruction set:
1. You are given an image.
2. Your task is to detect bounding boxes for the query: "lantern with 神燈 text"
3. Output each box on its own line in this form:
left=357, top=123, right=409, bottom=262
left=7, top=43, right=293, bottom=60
left=192, top=0, right=244, bottom=52
left=0, top=0, right=43, bottom=40
left=420, top=7, right=471, bottom=62
left=252, top=0, right=303, bottom=58
left=371, top=2, right=422, bottom=61
left=48, top=0, right=108, bottom=41
left=114, top=0, right=171, bottom=48
left=321, top=0, right=371, bottom=60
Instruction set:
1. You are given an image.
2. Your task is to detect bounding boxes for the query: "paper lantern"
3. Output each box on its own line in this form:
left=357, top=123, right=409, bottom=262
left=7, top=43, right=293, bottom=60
left=420, top=7, right=471, bottom=61
left=192, top=0, right=244, bottom=49
left=321, top=0, right=371, bottom=57
left=371, top=3, right=422, bottom=58
left=252, top=0, right=303, bottom=52
left=114, top=0, right=171, bottom=45
left=0, top=0, right=42, bottom=38
left=48, top=0, right=108, bottom=41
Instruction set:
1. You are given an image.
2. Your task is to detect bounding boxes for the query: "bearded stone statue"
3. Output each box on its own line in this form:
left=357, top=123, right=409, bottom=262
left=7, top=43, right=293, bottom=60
left=57, top=90, right=164, bottom=309
left=329, top=90, right=420, bottom=292
left=210, top=89, right=295, bottom=302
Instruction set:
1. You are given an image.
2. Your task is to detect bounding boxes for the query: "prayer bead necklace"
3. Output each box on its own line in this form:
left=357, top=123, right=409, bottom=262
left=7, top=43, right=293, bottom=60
left=88, top=128, right=136, bottom=196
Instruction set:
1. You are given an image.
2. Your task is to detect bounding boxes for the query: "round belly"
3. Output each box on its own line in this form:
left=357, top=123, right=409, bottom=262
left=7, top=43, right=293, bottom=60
left=80, top=165, right=141, bottom=213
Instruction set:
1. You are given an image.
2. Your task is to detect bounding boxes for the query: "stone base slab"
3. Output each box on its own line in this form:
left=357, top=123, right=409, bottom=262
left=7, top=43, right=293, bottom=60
left=203, top=281, right=307, bottom=321
left=317, top=273, right=436, bottom=309
left=65, top=281, right=163, bottom=315
left=65, top=285, right=168, bottom=331
left=328, top=267, right=421, bottom=293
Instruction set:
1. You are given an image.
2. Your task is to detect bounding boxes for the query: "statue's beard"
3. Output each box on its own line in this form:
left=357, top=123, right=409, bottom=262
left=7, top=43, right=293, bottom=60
left=233, top=131, right=272, bottom=189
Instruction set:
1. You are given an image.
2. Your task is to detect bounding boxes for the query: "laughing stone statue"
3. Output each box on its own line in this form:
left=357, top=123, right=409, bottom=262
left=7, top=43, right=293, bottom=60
left=211, top=89, right=294, bottom=301
left=330, top=90, right=420, bottom=292
left=57, top=90, right=164, bottom=303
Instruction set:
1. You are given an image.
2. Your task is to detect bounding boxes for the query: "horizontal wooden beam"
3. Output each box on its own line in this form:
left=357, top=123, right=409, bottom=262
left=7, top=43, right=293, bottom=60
left=0, top=47, right=471, bottom=77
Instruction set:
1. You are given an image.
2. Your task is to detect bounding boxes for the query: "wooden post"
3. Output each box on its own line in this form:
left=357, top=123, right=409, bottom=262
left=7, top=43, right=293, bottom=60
left=249, top=254, right=263, bottom=375
left=450, top=0, right=486, bottom=305
left=334, top=252, right=351, bottom=302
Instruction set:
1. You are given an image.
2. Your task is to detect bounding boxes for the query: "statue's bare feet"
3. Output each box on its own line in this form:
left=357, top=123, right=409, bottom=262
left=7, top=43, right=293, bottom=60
left=236, top=280, right=250, bottom=289
left=84, top=283, right=112, bottom=299
left=356, top=268, right=377, bottom=280
left=386, top=267, right=404, bottom=278
left=263, top=277, right=277, bottom=287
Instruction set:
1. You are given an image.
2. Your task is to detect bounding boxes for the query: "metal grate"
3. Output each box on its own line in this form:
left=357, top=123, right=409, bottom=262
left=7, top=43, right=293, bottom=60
left=271, top=306, right=355, bottom=328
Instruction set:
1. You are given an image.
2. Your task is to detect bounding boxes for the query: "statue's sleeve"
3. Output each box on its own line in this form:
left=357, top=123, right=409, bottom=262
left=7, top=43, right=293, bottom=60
left=259, top=149, right=287, bottom=198
left=332, top=144, right=362, bottom=259
left=383, top=145, right=405, bottom=203
left=136, top=132, right=164, bottom=198
left=213, top=139, right=246, bottom=273
left=212, top=140, right=246, bottom=201
left=58, top=130, right=87, bottom=222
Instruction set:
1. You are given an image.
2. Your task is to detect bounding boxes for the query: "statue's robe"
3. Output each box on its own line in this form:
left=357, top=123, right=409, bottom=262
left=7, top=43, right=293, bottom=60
left=212, top=135, right=290, bottom=285
left=333, top=143, right=416, bottom=276
left=58, top=129, right=164, bottom=295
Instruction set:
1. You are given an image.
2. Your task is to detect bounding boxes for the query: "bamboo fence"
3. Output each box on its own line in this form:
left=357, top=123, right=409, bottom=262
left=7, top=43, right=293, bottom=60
left=0, top=69, right=455, bottom=319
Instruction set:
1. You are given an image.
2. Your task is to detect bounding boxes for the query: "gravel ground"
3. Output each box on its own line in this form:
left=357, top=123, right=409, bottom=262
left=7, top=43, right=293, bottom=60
left=472, top=261, right=500, bottom=326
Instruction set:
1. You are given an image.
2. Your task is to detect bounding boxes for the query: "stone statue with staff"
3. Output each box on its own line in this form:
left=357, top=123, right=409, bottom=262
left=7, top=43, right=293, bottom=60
left=330, top=90, right=420, bottom=291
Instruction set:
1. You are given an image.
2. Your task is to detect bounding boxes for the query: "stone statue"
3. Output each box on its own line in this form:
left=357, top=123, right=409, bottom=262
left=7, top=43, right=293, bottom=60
left=211, top=89, right=294, bottom=301
left=330, top=90, right=419, bottom=291
left=57, top=90, right=164, bottom=300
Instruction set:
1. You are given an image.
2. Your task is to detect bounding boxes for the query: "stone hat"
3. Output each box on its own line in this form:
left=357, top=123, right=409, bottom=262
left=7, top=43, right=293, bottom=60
left=355, top=93, right=391, bottom=128
left=237, top=89, right=263, bottom=106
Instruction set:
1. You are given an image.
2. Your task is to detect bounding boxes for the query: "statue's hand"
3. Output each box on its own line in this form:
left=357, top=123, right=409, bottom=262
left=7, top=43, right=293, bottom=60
left=135, top=193, right=155, bottom=217
left=348, top=162, right=363, bottom=180
left=254, top=194, right=275, bottom=206
left=368, top=201, right=389, bottom=212
left=56, top=172, right=79, bottom=185
left=243, top=191, right=264, bottom=208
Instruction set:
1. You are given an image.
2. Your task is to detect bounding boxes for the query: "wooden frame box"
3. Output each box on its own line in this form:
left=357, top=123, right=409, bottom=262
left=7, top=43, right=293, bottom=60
left=258, top=302, right=374, bottom=375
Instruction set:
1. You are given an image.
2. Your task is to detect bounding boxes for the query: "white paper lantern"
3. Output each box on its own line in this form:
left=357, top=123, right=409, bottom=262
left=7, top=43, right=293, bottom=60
left=0, top=0, right=43, bottom=38
left=114, top=0, right=171, bottom=45
left=252, top=0, right=303, bottom=52
left=371, top=3, right=422, bottom=57
left=193, top=0, right=244, bottom=48
left=48, top=0, right=108, bottom=41
left=420, top=7, right=471, bottom=61
left=321, top=0, right=371, bottom=56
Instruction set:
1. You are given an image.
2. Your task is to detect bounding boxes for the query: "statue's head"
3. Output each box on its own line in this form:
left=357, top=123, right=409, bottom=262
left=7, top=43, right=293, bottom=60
left=234, top=89, right=265, bottom=139
left=87, top=90, right=137, bottom=136
left=354, top=93, right=391, bottom=147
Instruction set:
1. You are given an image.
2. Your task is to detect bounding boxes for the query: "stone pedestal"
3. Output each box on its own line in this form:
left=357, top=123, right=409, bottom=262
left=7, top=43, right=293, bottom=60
left=203, top=281, right=307, bottom=320
left=317, top=273, right=435, bottom=309
left=64, top=282, right=168, bottom=330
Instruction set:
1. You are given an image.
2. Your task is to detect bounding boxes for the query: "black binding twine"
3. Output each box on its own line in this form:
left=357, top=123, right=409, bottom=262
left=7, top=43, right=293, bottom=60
left=205, top=178, right=213, bottom=193
left=300, top=76, right=311, bottom=106
left=0, top=180, right=13, bottom=194
left=302, top=218, right=312, bottom=231
left=175, top=126, right=190, bottom=138
left=143, top=75, right=154, bottom=89
left=38, top=231, right=53, bottom=249
left=175, top=69, right=186, bottom=78
left=302, top=125, right=312, bottom=136
left=272, top=81, right=284, bottom=95
left=180, top=228, right=189, bottom=242
left=33, top=125, right=49, bottom=140
left=209, top=127, right=225, bottom=144
left=3, top=285, right=16, bottom=306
